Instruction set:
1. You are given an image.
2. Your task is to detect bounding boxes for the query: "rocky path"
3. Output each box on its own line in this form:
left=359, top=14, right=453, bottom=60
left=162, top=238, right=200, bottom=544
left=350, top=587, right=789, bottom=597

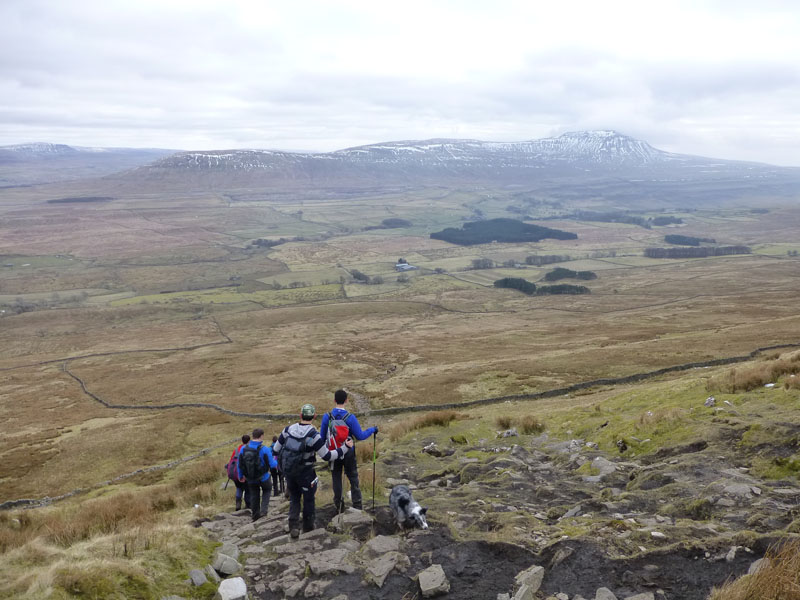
left=190, top=424, right=789, bottom=600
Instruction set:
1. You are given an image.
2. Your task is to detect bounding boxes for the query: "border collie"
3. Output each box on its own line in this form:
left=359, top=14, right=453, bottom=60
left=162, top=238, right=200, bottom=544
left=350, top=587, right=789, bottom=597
left=389, top=485, right=428, bottom=530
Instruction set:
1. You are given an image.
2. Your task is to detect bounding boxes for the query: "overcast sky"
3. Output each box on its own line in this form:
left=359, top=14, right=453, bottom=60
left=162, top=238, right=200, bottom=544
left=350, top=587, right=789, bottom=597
left=2, top=1, right=799, bottom=165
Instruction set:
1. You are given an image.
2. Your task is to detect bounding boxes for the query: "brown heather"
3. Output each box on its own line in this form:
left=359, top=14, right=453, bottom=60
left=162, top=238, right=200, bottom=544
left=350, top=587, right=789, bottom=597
left=0, top=458, right=220, bottom=553
left=708, top=539, right=800, bottom=600
left=388, top=410, right=463, bottom=441
left=707, top=353, right=800, bottom=393
left=519, top=415, right=546, bottom=435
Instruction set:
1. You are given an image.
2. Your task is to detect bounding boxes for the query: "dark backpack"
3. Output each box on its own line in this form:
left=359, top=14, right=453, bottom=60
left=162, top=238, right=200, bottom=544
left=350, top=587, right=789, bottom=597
left=225, top=449, right=241, bottom=481
left=239, top=444, right=267, bottom=482
left=281, top=433, right=308, bottom=479
left=326, top=411, right=351, bottom=451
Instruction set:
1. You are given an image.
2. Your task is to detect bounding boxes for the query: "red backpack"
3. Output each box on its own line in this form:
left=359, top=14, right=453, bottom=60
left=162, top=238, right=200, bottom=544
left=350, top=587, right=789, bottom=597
left=326, top=411, right=351, bottom=450
left=226, top=447, right=243, bottom=482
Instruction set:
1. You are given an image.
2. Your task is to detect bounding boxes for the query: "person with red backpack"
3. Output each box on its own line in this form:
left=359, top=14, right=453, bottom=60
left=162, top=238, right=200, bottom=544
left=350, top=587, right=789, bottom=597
left=225, top=434, right=251, bottom=512
left=319, top=389, right=378, bottom=512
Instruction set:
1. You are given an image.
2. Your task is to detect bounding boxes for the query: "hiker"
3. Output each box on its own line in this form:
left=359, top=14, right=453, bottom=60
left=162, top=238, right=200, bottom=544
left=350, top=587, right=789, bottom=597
left=225, top=434, right=251, bottom=511
left=237, top=428, right=278, bottom=522
left=273, top=403, right=353, bottom=538
left=319, top=389, right=378, bottom=511
left=270, top=435, right=285, bottom=495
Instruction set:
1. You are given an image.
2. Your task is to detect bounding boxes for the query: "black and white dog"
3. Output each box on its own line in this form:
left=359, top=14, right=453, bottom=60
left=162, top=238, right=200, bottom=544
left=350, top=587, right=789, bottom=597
left=389, top=485, right=428, bottom=530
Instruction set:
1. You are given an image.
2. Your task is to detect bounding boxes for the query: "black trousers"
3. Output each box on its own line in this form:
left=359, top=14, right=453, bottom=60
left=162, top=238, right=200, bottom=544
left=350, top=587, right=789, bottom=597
left=286, top=472, right=317, bottom=532
left=233, top=478, right=251, bottom=508
left=332, top=447, right=362, bottom=510
left=248, top=479, right=272, bottom=522
left=271, top=468, right=285, bottom=494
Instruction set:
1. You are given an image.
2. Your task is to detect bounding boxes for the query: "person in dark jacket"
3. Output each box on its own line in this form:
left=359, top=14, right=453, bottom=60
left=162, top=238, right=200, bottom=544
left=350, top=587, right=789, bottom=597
left=237, top=428, right=278, bottom=522
left=319, top=389, right=378, bottom=511
left=270, top=435, right=285, bottom=495
left=273, top=403, right=353, bottom=538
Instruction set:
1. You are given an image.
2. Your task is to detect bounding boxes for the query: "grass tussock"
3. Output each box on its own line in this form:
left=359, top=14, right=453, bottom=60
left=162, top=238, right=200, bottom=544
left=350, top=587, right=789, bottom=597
left=707, top=354, right=800, bottom=393
left=784, top=377, right=800, bottom=390
left=495, top=415, right=512, bottom=429
left=708, top=539, right=800, bottom=600
left=495, top=414, right=546, bottom=434
left=519, top=415, right=546, bottom=435
left=388, top=410, right=463, bottom=441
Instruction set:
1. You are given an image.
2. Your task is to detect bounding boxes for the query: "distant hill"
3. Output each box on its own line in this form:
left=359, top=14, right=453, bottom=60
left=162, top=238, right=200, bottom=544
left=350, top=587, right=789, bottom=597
left=7, top=132, right=800, bottom=209
left=109, top=131, right=800, bottom=207
left=0, top=143, right=175, bottom=186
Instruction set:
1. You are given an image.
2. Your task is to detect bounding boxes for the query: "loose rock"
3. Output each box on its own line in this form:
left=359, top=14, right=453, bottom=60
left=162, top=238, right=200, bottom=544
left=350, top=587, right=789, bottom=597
left=215, top=577, right=247, bottom=600
left=418, top=563, right=450, bottom=597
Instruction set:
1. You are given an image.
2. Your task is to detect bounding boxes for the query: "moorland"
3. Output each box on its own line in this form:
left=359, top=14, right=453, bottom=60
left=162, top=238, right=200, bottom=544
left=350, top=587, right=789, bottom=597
left=1, top=146, right=799, bottom=599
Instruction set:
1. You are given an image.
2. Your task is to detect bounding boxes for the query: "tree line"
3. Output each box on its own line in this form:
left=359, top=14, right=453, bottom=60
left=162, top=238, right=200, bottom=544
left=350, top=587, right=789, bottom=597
left=544, top=267, right=597, bottom=281
left=571, top=211, right=683, bottom=229
left=664, top=234, right=716, bottom=246
left=644, top=246, right=751, bottom=258
left=493, top=277, right=590, bottom=295
left=431, top=218, right=577, bottom=246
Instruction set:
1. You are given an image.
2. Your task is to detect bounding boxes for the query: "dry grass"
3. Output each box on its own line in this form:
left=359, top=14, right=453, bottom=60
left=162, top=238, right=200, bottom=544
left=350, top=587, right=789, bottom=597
left=707, top=353, right=800, bottom=393
left=388, top=410, right=463, bottom=441
left=519, top=415, right=546, bottom=435
left=495, top=414, right=545, bottom=434
left=708, top=539, right=800, bottom=600
left=0, top=459, right=220, bottom=553
left=495, top=415, right=512, bottom=429
left=355, top=438, right=381, bottom=464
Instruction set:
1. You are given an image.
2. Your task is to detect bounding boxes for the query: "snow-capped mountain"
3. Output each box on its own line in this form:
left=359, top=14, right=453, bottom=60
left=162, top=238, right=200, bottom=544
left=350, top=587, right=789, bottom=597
left=139, top=130, right=781, bottom=183
left=0, top=143, right=175, bottom=186
left=125, top=130, right=800, bottom=207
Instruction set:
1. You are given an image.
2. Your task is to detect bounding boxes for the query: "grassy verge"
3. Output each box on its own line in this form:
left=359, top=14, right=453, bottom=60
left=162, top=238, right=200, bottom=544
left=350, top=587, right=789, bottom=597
left=0, top=459, right=226, bottom=600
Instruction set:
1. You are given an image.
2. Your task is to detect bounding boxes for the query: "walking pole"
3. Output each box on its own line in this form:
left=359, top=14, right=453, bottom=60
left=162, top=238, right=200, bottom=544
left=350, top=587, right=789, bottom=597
left=372, top=433, right=377, bottom=512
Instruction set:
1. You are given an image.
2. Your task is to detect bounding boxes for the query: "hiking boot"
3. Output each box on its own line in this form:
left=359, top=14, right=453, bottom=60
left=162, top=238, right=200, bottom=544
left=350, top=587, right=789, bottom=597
left=235, top=499, right=242, bottom=511
left=290, top=528, right=300, bottom=540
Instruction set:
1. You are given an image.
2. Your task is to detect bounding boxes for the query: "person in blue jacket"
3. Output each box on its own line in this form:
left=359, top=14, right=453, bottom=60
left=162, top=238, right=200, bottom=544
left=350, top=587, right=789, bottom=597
left=237, top=428, right=278, bottom=522
left=319, top=389, right=378, bottom=511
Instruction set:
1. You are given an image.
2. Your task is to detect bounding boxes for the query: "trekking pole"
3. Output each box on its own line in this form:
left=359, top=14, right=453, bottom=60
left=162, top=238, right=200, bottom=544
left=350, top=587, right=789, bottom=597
left=371, top=432, right=377, bottom=512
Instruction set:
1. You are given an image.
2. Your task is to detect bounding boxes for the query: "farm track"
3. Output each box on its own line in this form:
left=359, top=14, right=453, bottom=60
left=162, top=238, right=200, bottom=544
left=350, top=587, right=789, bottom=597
left=4, top=341, right=797, bottom=510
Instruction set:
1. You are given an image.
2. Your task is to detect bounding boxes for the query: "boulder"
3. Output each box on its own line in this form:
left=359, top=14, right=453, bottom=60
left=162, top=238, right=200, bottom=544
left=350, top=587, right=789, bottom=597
left=212, top=553, right=242, bottom=576
left=307, top=548, right=355, bottom=575
left=514, top=565, right=544, bottom=594
left=214, top=577, right=247, bottom=600
left=366, top=551, right=410, bottom=587
left=748, top=557, right=769, bottom=575
left=188, top=569, right=208, bottom=586
left=304, top=579, right=332, bottom=598
left=364, top=534, right=401, bottom=557
left=624, top=594, right=654, bottom=600
left=724, top=483, right=754, bottom=498
left=328, top=508, right=373, bottom=540
left=497, top=428, right=519, bottom=438
left=595, top=588, right=618, bottom=600
left=204, top=564, right=221, bottom=583
left=418, top=564, right=450, bottom=597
